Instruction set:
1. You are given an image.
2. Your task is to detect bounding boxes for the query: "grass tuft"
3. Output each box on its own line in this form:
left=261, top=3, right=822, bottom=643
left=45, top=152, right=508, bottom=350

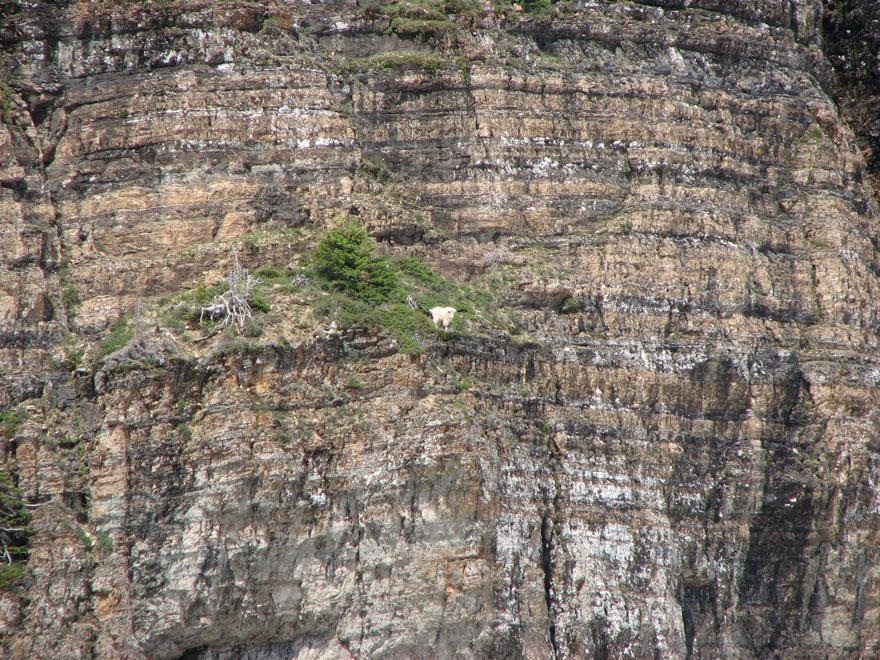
left=99, top=319, right=133, bottom=357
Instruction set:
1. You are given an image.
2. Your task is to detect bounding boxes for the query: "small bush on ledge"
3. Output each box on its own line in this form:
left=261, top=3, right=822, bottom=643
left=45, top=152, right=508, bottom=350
left=313, top=223, right=400, bottom=304
left=98, top=318, right=133, bottom=358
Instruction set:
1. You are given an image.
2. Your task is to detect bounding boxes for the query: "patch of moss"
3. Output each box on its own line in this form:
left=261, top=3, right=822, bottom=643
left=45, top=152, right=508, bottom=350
left=388, top=16, right=453, bottom=37
left=253, top=265, right=291, bottom=285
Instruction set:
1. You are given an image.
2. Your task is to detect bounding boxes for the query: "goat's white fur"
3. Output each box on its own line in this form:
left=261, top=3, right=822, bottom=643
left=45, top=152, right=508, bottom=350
left=429, top=306, right=457, bottom=330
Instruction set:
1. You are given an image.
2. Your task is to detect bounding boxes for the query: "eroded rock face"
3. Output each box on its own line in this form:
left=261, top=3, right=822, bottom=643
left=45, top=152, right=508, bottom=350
left=1, top=1, right=879, bottom=658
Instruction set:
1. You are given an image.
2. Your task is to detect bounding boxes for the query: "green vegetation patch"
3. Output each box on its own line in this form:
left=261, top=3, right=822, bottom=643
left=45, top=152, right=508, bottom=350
left=495, top=0, right=555, bottom=14
left=0, top=562, right=24, bottom=589
left=0, top=470, right=28, bottom=589
left=159, top=282, right=225, bottom=331
left=313, top=223, right=399, bottom=304
left=59, top=265, right=82, bottom=320
left=388, top=16, right=450, bottom=37
left=0, top=409, right=25, bottom=439
left=804, top=124, right=826, bottom=142
left=98, top=319, right=133, bottom=357
left=253, top=265, right=291, bottom=285
left=311, top=222, right=512, bottom=354
left=0, top=80, right=12, bottom=126
left=346, top=51, right=465, bottom=75
left=62, top=285, right=81, bottom=319
left=76, top=525, right=93, bottom=551
left=159, top=261, right=298, bottom=337
left=95, top=531, right=114, bottom=556
left=360, top=153, right=396, bottom=183
left=519, top=0, right=553, bottom=14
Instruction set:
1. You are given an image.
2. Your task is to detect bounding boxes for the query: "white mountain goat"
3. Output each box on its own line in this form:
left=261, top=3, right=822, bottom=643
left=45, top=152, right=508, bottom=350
left=406, top=295, right=457, bottom=331
left=429, top=306, right=457, bottom=330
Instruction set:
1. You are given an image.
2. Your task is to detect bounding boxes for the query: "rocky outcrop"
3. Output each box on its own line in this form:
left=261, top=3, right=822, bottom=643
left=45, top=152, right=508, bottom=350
left=1, top=1, right=879, bottom=657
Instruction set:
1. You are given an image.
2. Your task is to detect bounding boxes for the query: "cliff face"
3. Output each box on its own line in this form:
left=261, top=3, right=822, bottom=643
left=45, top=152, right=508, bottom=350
left=2, top=1, right=880, bottom=658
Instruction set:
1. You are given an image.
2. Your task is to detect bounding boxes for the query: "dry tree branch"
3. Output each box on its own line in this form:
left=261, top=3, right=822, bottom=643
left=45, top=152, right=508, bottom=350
left=22, top=500, right=51, bottom=508
left=198, top=251, right=262, bottom=339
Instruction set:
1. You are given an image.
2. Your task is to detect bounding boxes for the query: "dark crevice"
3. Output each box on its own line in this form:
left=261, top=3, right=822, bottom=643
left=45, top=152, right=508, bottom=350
left=540, top=512, right=558, bottom=659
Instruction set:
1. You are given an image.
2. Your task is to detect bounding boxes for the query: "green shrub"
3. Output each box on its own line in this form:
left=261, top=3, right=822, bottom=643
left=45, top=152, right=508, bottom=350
left=62, top=285, right=81, bottom=319
left=313, top=223, right=401, bottom=303
left=346, top=51, right=460, bottom=74
left=805, top=124, right=825, bottom=142
left=249, top=289, right=271, bottom=313
left=398, top=256, right=444, bottom=287
left=360, top=153, right=395, bottom=182
left=522, top=0, right=552, bottom=13
left=253, top=265, right=291, bottom=284
left=95, top=531, right=113, bottom=556
left=560, top=296, right=583, bottom=314
left=99, top=319, right=133, bottom=356
left=76, top=525, right=93, bottom=551
left=0, top=563, right=23, bottom=590
left=243, top=318, right=264, bottom=337
left=0, top=81, right=12, bottom=126
left=175, top=422, right=193, bottom=441
left=0, top=409, right=25, bottom=439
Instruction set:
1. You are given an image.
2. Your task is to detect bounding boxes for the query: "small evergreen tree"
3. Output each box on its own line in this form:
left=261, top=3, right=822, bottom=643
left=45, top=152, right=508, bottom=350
left=313, top=223, right=399, bottom=303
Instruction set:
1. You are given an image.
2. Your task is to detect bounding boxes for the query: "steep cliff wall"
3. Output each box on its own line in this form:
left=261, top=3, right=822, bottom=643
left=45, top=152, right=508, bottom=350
left=1, top=1, right=879, bottom=658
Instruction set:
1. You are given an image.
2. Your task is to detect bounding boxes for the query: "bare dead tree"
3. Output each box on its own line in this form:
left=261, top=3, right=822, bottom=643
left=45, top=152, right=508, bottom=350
left=198, top=252, right=262, bottom=338
left=0, top=474, right=28, bottom=568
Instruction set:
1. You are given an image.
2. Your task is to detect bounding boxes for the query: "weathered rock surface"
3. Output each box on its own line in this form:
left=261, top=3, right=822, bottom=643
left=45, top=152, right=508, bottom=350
left=2, top=1, right=880, bottom=658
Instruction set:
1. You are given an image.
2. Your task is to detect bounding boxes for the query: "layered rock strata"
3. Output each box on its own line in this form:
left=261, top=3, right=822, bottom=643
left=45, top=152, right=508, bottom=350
left=1, top=1, right=879, bottom=658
